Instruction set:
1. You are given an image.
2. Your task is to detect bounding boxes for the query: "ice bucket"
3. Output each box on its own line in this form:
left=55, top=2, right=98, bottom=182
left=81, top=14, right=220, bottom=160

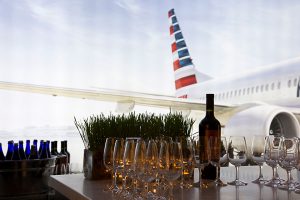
left=0, top=157, right=56, bottom=198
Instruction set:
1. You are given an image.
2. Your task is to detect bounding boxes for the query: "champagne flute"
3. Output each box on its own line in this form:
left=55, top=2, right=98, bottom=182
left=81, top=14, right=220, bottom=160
left=159, top=140, right=183, bottom=200
left=112, top=138, right=125, bottom=194
left=122, top=138, right=136, bottom=197
left=278, top=137, right=298, bottom=191
left=264, top=136, right=282, bottom=187
left=210, top=136, right=227, bottom=186
left=251, top=135, right=266, bottom=184
left=136, top=139, right=159, bottom=199
left=176, top=136, right=195, bottom=189
left=103, top=137, right=115, bottom=191
left=227, top=136, right=248, bottom=186
left=194, top=136, right=211, bottom=188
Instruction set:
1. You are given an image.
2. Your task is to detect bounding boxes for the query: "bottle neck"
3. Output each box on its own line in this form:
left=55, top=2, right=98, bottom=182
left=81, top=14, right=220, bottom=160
left=206, top=94, right=215, bottom=118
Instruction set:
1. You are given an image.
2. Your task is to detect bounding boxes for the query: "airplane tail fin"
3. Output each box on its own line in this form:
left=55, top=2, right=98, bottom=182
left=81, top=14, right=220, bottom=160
left=168, top=9, right=211, bottom=98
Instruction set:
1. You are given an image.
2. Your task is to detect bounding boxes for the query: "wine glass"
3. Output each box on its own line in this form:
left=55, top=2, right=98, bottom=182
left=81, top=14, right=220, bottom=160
left=264, top=136, right=282, bottom=187
left=193, top=136, right=211, bottom=188
left=295, top=138, right=300, bottom=194
left=210, top=136, right=227, bottom=186
left=103, top=137, right=115, bottom=191
left=227, top=136, right=248, bottom=186
left=278, top=137, right=298, bottom=191
left=112, top=138, right=125, bottom=194
left=251, top=135, right=266, bottom=184
left=176, top=136, right=195, bottom=189
left=159, top=140, right=183, bottom=200
left=135, top=139, right=158, bottom=199
left=121, top=138, right=136, bottom=197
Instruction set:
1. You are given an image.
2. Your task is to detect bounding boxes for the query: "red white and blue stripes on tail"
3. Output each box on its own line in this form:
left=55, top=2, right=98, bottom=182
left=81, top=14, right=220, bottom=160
left=168, top=9, right=211, bottom=98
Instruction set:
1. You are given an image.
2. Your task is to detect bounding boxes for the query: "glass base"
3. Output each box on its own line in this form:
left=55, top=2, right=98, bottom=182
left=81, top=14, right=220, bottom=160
left=278, top=180, right=297, bottom=191
left=215, top=179, right=227, bottom=187
left=252, top=177, right=266, bottom=185
left=264, top=177, right=281, bottom=187
left=193, top=181, right=209, bottom=189
left=228, top=179, right=247, bottom=186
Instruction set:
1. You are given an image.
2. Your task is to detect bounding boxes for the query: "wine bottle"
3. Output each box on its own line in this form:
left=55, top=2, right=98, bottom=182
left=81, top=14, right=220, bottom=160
left=46, top=140, right=51, bottom=158
left=5, top=140, right=14, bottom=160
left=38, top=140, right=44, bottom=156
left=39, top=141, right=48, bottom=159
left=51, top=141, right=59, bottom=156
left=25, top=140, right=31, bottom=159
left=29, top=145, right=39, bottom=159
left=12, top=143, right=21, bottom=160
left=18, top=140, right=26, bottom=160
left=0, top=143, right=5, bottom=160
left=199, top=94, right=221, bottom=180
left=64, top=140, right=70, bottom=164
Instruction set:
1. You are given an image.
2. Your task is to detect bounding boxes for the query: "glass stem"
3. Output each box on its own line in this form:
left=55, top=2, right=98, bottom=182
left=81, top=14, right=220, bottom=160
left=287, top=170, right=291, bottom=184
left=235, top=166, right=239, bottom=182
left=199, top=166, right=202, bottom=186
left=274, top=166, right=279, bottom=180
left=258, top=165, right=263, bottom=178
left=113, top=170, right=118, bottom=189
left=169, top=182, right=174, bottom=199
left=216, top=164, right=220, bottom=181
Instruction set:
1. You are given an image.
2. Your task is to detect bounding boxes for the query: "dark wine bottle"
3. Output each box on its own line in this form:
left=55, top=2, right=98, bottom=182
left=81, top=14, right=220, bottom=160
left=46, top=140, right=51, bottom=158
left=51, top=141, right=59, bottom=156
left=64, top=140, right=70, bottom=164
left=29, top=145, right=39, bottom=159
left=5, top=140, right=14, bottom=160
left=0, top=143, right=5, bottom=160
left=12, top=143, right=21, bottom=160
left=199, top=94, right=221, bottom=180
left=18, top=140, right=26, bottom=160
left=25, top=140, right=31, bottom=159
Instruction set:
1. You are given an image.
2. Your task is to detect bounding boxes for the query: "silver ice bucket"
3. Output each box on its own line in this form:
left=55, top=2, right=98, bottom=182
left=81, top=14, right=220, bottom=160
left=0, top=157, right=56, bottom=198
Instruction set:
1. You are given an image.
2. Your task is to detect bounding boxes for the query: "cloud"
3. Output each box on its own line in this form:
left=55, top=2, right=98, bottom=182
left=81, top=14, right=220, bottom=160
left=114, top=0, right=141, bottom=14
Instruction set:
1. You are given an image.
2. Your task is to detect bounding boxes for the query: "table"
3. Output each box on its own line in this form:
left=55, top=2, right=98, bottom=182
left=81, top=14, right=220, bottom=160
left=48, top=166, right=300, bottom=200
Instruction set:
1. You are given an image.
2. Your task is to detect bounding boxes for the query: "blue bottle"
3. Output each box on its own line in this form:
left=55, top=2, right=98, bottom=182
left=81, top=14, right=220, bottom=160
left=39, top=141, right=48, bottom=159
left=18, top=140, right=26, bottom=160
left=5, top=140, right=14, bottom=160
left=0, top=143, right=5, bottom=160
left=25, top=140, right=31, bottom=159
left=12, top=143, right=21, bottom=160
left=38, top=140, right=44, bottom=156
left=29, top=145, right=39, bottom=160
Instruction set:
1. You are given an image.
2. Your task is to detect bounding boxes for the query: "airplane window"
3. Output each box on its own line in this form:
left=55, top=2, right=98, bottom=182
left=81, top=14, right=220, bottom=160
left=271, top=83, right=274, bottom=90
left=238, top=89, right=241, bottom=96
left=294, top=78, right=298, bottom=87
left=265, top=84, right=269, bottom=91
left=251, top=87, right=254, bottom=94
left=260, top=85, right=264, bottom=92
left=288, top=80, right=291, bottom=88
left=243, top=88, right=245, bottom=95
left=230, top=91, right=233, bottom=97
left=277, top=82, right=281, bottom=89
left=234, top=90, right=237, bottom=96
left=256, top=86, right=259, bottom=93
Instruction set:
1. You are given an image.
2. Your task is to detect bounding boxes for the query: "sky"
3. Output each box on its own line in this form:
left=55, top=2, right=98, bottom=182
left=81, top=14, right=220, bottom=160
left=0, top=0, right=300, bottom=132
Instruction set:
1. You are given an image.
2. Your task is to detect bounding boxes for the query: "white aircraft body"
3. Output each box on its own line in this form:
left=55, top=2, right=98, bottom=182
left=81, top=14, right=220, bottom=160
left=167, top=8, right=300, bottom=139
left=0, top=8, right=299, bottom=139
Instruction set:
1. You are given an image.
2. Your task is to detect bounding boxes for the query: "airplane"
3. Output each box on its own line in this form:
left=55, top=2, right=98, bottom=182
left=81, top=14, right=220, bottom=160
left=168, top=8, right=300, bottom=139
left=0, top=8, right=299, bottom=140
